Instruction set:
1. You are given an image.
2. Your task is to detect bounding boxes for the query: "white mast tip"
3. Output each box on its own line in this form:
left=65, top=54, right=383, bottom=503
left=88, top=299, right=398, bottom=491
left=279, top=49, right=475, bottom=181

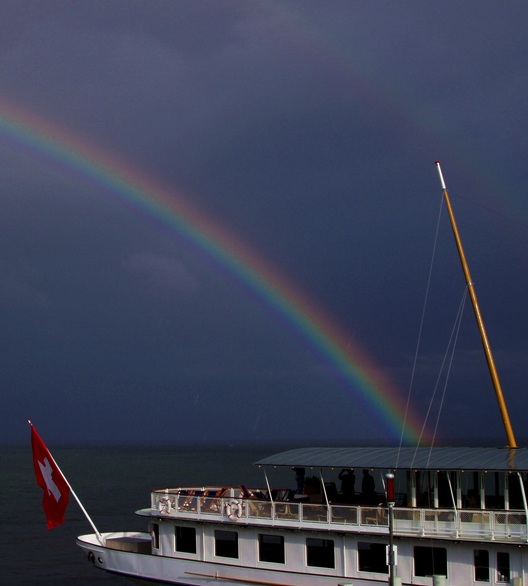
left=435, top=161, right=447, bottom=190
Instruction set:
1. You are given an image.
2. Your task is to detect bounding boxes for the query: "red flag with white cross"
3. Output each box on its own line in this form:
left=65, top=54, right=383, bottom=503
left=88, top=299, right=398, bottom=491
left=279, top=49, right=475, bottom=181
left=29, top=421, right=70, bottom=529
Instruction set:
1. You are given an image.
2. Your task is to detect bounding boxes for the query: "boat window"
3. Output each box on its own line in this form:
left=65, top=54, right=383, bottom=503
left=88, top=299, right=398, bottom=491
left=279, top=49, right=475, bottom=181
left=393, top=469, right=408, bottom=506
left=414, top=546, right=447, bottom=578
left=415, top=471, right=433, bottom=507
left=461, top=471, right=481, bottom=508
left=497, top=552, right=510, bottom=583
left=358, top=542, right=388, bottom=574
left=175, top=526, right=196, bottom=554
left=474, top=549, right=489, bottom=582
left=214, top=530, right=238, bottom=559
left=437, top=471, right=456, bottom=508
left=508, top=472, right=525, bottom=510
left=258, top=534, right=285, bottom=564
left=151, top=523, right=160, bottom=550
left=484, top=472, right=504, bottom=509
left=306, top=538, right=334, bottom=569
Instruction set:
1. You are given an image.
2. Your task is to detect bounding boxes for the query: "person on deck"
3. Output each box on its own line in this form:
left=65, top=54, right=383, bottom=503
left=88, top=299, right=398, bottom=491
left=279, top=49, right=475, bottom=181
left=339, top=468, right=356, bottom=500
left=293, top=467, right=305, bottom=494
left=361, top=469, right=376, bottom=502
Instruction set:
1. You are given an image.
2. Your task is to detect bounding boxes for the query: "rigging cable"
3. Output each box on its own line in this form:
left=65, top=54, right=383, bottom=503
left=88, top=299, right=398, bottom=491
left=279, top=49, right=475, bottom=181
left=398, top=191, right=445, bottom=469
left=429, top=289, right=468, bottom=448
left=411, top=286, right=468, bottom=469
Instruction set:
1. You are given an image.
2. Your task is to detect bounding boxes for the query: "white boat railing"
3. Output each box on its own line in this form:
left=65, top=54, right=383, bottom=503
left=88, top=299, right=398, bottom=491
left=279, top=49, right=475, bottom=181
left=151, top=488, right=528, bottom=544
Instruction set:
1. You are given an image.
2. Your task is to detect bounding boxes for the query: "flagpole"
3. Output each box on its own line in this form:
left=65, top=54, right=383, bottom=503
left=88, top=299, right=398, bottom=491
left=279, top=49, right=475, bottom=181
left=60, top=470, right=106, bottom=546
left=28, top=420, right=105, bottom=545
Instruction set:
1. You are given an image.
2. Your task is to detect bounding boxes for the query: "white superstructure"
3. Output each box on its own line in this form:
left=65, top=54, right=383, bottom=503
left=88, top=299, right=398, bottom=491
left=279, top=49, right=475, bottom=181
left=77, top=446, right=528, bottom=586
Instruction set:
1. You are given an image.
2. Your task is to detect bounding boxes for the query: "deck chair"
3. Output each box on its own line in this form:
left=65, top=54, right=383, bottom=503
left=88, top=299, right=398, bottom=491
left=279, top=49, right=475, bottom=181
left=205, top=487, right=229, bottom=512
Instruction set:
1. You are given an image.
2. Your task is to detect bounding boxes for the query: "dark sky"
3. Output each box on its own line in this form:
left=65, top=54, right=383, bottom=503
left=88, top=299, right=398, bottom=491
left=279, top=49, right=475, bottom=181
left=1, top=1, right=527, bottom=446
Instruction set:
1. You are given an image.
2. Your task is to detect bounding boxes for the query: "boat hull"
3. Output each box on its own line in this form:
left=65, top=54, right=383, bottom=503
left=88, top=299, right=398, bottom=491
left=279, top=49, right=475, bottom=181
left=77, top=531, right=393, bottom=586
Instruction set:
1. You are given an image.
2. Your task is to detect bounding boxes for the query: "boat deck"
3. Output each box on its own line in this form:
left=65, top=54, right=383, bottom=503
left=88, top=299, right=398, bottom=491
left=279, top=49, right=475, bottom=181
left=141, top=486, right=528, bottom=544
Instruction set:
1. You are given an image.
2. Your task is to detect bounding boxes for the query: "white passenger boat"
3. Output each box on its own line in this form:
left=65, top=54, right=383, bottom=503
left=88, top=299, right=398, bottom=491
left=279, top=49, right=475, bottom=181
left=76, top=163, right=527, bottom=585
left=77, top=445, right=528, bottom=586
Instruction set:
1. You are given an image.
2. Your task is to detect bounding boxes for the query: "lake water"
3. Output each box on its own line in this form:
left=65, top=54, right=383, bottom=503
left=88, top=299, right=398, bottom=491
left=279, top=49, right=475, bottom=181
left=3, top=444, right=288, bottom=585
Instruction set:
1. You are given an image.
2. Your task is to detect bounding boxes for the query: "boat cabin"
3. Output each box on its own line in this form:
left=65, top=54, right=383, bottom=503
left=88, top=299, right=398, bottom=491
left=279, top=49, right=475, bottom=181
left=144, top=447, right=528, bottom=544
left=79, top=446, right=528, bottom=586
left=134, top=447, right=528, bottom=582
left=255, top=447, right=528, bottom=513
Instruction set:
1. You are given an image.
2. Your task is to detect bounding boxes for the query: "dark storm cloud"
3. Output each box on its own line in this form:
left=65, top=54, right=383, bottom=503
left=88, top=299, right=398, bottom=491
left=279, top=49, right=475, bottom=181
left=1, top=1, right=527, bottom=446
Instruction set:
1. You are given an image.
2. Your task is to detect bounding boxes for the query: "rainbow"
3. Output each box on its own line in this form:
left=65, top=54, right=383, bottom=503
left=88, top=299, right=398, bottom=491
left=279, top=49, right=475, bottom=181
left=0, top=97, right=429, bottom=444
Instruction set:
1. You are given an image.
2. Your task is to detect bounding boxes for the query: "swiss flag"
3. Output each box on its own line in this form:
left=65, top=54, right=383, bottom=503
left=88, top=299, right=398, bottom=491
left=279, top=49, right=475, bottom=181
left=30, top=422, right=70, bottom=529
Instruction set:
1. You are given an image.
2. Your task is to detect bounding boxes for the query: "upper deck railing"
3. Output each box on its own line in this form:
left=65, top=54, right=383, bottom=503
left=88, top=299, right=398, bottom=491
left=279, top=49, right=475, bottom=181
left=147, top=486, right=528, bottom=544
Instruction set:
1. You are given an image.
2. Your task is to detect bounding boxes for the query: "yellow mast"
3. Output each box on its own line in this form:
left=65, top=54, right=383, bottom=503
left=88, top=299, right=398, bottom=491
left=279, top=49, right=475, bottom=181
left=435, top=162, right=517, bottom=448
